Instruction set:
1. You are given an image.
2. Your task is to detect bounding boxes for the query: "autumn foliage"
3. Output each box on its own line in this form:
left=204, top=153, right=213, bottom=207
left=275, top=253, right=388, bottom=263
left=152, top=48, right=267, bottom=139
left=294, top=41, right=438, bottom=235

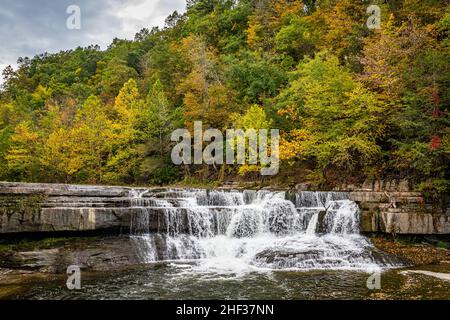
left=0, top=0, right=448, bottom=195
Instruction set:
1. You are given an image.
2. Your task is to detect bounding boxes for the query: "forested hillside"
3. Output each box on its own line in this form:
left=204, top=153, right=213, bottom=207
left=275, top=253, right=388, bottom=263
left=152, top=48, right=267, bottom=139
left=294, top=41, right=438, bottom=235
left=0, top=0, right=448, bottom=198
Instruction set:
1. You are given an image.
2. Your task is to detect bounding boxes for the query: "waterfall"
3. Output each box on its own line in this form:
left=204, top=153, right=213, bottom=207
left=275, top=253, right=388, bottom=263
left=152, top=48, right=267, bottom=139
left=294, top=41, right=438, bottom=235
left=128, top=189, right=403, bottom=272
left=295, top=191, right=348, bottom=208
left=306, top=212, right=319, bottom=235
left=324, top=200, right=360, bottom=234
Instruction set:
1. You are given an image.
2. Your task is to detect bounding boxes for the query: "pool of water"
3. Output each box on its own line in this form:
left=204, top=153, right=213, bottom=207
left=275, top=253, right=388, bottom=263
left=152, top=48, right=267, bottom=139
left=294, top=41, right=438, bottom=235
left=8, top=262, right=450, bottom=300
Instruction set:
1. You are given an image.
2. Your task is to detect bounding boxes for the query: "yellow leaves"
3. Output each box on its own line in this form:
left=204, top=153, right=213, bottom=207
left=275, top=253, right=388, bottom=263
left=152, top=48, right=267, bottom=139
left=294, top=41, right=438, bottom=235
left=246, top=21, right=261, bottom=48
left=31, top=84, right=51, bottom=100
left=180, top=35, right=197, bottom=55
left=273, top=0, right=304, bottom=23
left=114, top=79, right=141, bottom=116
left=40, top=79, right=152, bottom=182
left=177, top=69, right=205, bottom=96
left=238, top=164, right=260, bottom=176
left=112, top=80, right=143, bottom=142
left=279, top=129, right=311, bottom=162
left=9, top=122, right=39, bottom=144
left=177, top=35, right=236, bottom=129
left=180, top=34, right=216, bottom=67
left=231, top=105, right=272, bottom=130
left=39, top=94, right=118, bottom=181
left=277, top=105, right=299, bottom=121
left=229, top=105, right=275, bottom=176
left=42, top=116, right=112, bottom=181
left=312, top=0, right=365, bottom=59
left=42, top=128, right=80, bottom=176
left=5, top=122, right=40, bottom=178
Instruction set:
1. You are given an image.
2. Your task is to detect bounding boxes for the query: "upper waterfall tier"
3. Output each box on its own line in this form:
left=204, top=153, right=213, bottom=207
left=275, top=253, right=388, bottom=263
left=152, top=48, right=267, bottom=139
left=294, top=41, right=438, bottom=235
left=128, top=189, right=359, bottom=237
left=1, top=182, right=447, bottom=236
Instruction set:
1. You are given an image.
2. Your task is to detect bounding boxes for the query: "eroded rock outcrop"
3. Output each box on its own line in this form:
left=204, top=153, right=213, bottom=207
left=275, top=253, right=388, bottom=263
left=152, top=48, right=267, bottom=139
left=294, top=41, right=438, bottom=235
left=0, top=183, right=138, bottom=233
left=0, top=236, right=141, bottom=273
left=347, top=180, right=449, bottom=234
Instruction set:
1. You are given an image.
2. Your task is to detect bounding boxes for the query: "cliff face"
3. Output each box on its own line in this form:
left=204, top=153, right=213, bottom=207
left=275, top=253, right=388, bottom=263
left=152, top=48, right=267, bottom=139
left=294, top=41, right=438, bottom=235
left=0, top=183, right=134, bottom=234
left=350, top=191, right=449, bottom=234
left=0, top=182, right=449, bottom=235
left=344, top=180, right=449, bottom=235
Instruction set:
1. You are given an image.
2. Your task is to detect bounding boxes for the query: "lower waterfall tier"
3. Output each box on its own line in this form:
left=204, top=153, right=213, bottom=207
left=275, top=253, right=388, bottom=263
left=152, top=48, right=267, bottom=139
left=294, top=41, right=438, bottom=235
left=131, top=233, right=405, bottom=272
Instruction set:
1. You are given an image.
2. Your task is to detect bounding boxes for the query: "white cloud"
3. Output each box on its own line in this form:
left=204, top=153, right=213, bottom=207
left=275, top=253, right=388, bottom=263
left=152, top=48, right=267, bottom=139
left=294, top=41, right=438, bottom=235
left=0, top=0, right=186, bottom=85
left=114, top=0, right=185, bottom=37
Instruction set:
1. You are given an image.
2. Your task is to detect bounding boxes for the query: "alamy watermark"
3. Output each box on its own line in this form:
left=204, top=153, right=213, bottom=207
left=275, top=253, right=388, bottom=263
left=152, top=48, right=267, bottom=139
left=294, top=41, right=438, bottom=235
left=66, top=5, right=81, bottom=30
left=366, top=5, right=381, bottom=30
left=171, top=121, right=280, bottom=176
left=66, top=265, right=81, bottom=290
left=366, top=271, right=381, bottom=290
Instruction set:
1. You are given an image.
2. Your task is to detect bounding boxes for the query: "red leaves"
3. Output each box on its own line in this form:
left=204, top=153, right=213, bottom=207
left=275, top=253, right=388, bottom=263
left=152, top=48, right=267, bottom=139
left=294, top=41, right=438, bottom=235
left=429, top=135, right=441, bottom=150
left=431, top=88, right=440, bottom=106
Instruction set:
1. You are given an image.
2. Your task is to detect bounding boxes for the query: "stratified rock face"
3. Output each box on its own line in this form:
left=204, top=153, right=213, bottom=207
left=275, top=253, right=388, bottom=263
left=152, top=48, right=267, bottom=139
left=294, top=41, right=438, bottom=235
left=359, top=210, right=450, bottom=234
left=350, top=190, right=450, bottom=234
left=0, top=183, right=137, bottom=233
left=334, top=179, right=412, bottom=192
left=0, top=182, right=131, bottom=197
left=0, top=182, right=449, bottom=235
left=380, top=211, right=450, bottom=234
left=0, top=183, right=245, bottom=235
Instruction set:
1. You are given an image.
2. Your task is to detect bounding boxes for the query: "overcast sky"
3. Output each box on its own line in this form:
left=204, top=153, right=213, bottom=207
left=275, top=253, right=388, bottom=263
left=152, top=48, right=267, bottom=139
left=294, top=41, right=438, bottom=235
left=0, top=0, right=186, bottom=83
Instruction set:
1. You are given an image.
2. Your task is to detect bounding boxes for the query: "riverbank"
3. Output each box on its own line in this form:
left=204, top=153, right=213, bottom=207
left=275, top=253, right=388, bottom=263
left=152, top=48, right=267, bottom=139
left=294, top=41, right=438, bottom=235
left=0, top=235, right=141, bottom=273
left=371, top=235, right=450, bottom=266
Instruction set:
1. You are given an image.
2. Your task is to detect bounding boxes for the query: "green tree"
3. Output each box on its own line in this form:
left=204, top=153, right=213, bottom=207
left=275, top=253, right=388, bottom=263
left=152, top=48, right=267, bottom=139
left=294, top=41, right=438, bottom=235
left=230, top=105, right=273, bottom=176
left=95, top=57, right=138, bottom=100
left=276, top=53, right=383, bottom=183
left=5, top=121, right=41, bottom=181
left=141, top=80, right=182, bottom=184
left=224, top=51, right=287, bottom=104
left=41, top=96, right=110, bottom=183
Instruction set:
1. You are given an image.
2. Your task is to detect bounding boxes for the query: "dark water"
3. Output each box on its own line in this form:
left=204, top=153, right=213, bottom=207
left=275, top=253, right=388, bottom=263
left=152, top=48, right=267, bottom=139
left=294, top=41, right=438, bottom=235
left=7, top=262, right=450, bottom=300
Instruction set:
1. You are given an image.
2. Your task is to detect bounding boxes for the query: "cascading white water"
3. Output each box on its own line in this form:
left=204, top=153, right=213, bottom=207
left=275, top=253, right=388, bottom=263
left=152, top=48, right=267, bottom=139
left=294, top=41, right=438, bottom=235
left=128, top=189, right=402, bottom=273
left=306, top=212, right=319, bottom=235
left=324, top=200, right=360, bottom=234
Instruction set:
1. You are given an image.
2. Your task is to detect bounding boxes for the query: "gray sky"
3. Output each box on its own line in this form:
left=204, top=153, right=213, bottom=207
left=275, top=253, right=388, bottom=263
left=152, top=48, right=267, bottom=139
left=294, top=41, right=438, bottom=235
left=0, top=0, right=186, bottom=83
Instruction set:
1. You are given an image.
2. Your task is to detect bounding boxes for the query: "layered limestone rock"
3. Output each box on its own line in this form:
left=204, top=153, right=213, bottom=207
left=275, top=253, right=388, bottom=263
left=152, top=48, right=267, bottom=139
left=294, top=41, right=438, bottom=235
left=349, top=186, right=449, bottom=234
left=359, top=209, right=450, bottom=234
left=0, top=182, right=241, bottom=234
left=0, top=183, right=138, bottom=233
left=0, top=182, right=449, bottom=235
